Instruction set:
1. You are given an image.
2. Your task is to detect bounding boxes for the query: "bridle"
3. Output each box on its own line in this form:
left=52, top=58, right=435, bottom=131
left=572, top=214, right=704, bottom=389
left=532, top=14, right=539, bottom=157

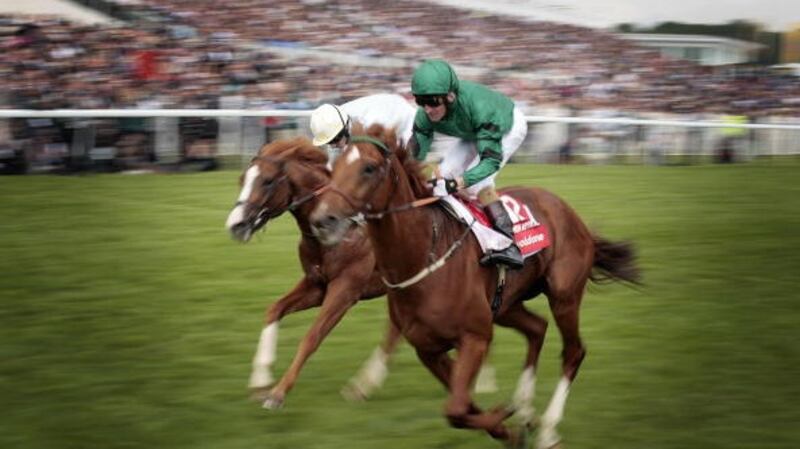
left=325, top=135, right=439, bottom=220
left=235, top=155, right=327, bottom=229
left=325, top=135, right=472, bottom=290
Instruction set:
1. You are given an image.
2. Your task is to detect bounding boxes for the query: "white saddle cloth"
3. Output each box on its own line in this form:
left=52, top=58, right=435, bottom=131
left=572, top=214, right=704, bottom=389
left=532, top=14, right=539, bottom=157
left=440, top=196, right=513, bottom=254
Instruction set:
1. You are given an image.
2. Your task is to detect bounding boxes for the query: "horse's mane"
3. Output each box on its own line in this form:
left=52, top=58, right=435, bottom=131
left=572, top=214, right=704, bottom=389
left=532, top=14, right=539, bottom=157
left=258, top=136, right=328, bottom=167
left=359, top=123, right=431, bottom=199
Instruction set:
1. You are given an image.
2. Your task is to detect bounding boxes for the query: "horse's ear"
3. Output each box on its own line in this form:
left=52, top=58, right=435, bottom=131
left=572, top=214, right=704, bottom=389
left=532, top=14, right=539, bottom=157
left=282, top=139, right=328, bottom=165
left=351, top=121, right=366, bottom=136
left=363, top=123, right=397, bottom=153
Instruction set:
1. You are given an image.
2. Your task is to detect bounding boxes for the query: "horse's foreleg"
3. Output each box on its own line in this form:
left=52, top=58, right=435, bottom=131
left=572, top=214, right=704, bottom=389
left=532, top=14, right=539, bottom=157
left=496, top=303, right=549, bottom=428
left=341, top=317, right=402, bottom=401
left=263, top=276, right=360, bottom=409
left=446, top=333, right=514, bottom=441
left=249, top=277, right=324, bottom=392
left=537, top=293, right=586, bottom=449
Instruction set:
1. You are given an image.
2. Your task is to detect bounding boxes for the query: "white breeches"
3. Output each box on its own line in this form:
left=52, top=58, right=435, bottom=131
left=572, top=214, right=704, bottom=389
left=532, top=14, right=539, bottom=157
left=436, top=107, right=528, bottom=199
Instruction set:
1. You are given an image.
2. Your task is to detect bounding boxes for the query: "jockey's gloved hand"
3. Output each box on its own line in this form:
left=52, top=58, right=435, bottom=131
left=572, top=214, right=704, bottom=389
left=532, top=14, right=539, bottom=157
left=429, top=178, right=460, bottom=197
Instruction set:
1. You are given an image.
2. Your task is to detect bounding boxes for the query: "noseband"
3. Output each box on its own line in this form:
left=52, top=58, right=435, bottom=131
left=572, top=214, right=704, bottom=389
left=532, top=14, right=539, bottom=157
left=236, top=155, right=326, bottom=226
left=325, top=135, right=438, bottom=220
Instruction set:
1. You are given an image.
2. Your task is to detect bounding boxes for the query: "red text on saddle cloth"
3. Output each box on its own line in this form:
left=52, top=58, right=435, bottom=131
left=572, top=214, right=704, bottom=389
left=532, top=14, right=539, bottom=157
left=500, top=195, right=551, bottom=257
left=461, top=195, right=551, bottom=257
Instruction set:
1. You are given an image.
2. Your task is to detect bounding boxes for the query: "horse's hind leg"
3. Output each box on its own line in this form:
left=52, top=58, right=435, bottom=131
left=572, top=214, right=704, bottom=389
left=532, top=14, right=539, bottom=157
left=537, top=282, right=588, bottom=449
left=341, top=317, right=402, bottom=401
left=250, top=277, right=324, bottom=394
left=495, top=302, right=549, bottom=428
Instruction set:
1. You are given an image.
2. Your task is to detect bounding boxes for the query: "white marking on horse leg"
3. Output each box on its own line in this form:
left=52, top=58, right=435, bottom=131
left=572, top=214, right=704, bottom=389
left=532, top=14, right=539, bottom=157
left=512, top=366, right=537, bottom=424
left=343, top=347, right=388, bottom=400
left=474, top=362, right=498, bottom=393
left=226, top=165, right=261, bottom=230
left=345, top=146, right=361, bottom=165
left=248, top=322, right=279, bottom=389
left=537, top=376, right=571, bottom=449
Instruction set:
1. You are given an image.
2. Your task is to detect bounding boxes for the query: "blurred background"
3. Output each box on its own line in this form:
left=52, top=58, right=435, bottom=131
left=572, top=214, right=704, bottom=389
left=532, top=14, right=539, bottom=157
left=0, top=0, right=799, bottom=171
left=1, top=2, right=799, bottom=449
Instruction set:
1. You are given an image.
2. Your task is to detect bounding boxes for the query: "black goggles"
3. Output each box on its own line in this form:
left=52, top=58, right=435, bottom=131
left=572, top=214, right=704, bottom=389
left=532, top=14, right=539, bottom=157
left=414, top=95, right=446, bottom=108
left=329, top=128, right=349, bottom=146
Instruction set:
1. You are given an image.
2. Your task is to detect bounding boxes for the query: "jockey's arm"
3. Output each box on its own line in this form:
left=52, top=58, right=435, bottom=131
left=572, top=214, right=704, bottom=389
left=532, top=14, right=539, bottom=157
left=407, top=134, right=420, bottom=159
left=412, top=111, right=433, bottom=161
left=463, top=141, right=502, bottom=187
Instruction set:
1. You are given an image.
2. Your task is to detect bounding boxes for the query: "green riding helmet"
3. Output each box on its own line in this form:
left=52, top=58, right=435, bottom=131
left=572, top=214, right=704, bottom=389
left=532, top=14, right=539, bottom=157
left=411, top=59, right=460, bottom=96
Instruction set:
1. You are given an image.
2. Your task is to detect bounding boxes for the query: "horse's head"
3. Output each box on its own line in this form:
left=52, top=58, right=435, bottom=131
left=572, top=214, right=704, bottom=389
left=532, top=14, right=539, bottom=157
left=310, top=124, right=419, bottom=246
left=226, top=137, right=328, bottom=242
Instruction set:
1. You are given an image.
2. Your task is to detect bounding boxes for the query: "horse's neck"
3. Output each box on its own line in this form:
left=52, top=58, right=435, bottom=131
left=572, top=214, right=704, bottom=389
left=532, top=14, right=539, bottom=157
left=290, top=167, right=329, bottom=237
left=367, top=183, right=436, bottom=280
left=290, top=203, right=316, bottom=237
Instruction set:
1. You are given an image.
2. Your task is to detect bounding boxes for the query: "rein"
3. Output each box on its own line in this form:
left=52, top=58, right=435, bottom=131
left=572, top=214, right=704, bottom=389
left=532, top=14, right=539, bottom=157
left=341, top=135, right=472, bottom=290
left=240, top=155, right=328, bottom=217
left=382, top=216, right=475, bottom=290
left=363, top=196, right=440, bottom=220
left=287, top=184, right=328, bottom=211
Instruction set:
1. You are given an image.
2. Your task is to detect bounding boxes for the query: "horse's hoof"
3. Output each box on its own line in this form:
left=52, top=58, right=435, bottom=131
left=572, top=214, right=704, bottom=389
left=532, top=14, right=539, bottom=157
left=535, top=431, right=562, bottom=449
left=340, top=383, right=369, bottom=402
left=526, top=415, right=541, bottom=431
left=515, top=411, right=539, bottom=431
left=249, top=387, right=272, bottom=402
left=539, top=443, right=562, bottom=449
left=248, top=370, right=274, bottom=391
left=262, top=393, right=285, bottom=410
left=505, top=424, right=533, bottom=449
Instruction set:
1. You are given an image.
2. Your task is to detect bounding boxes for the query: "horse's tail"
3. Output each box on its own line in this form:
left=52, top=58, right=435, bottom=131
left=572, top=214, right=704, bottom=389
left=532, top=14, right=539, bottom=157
left=591, top=235, right=641, bottom=285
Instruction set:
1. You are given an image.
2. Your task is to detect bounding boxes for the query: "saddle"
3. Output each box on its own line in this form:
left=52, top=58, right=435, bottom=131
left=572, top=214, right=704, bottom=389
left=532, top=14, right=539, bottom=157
left=440, top=194, right=550, bottom=259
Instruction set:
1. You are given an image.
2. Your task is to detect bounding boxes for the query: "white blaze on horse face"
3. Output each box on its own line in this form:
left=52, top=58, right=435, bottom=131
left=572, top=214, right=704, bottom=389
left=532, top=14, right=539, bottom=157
left=226, top=165, right=261, bottom=230
left=345, top=146, right=361, bottom=165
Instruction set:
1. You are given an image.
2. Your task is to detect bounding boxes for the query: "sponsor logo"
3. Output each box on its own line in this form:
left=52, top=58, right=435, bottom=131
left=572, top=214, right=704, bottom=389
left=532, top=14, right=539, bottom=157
left=513, top=221, right=537, bottom=233
left=519, top=233, right=545, bottom=247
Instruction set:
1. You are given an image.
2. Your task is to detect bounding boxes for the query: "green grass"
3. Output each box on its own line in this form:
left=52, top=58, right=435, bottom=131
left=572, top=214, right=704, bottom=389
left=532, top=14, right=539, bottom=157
left=1, top=160, right=799, bottom=449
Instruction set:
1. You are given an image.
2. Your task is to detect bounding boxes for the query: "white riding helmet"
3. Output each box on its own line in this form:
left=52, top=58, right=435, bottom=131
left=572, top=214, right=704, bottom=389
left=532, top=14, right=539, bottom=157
left=310, top=104, right=350, bottom=146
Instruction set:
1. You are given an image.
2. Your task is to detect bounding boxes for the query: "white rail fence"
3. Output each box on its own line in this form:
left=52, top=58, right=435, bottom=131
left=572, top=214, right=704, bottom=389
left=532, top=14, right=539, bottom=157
left=1, top=109, right=799, bottom=168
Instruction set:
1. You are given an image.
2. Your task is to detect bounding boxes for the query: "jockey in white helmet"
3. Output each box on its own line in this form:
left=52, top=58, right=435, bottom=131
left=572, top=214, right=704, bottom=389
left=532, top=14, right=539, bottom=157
left=309, top=93, right=416, bottom=167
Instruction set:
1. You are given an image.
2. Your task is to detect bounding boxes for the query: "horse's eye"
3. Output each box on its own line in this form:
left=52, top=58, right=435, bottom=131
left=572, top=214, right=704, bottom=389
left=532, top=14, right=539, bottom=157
left=262, top=178, right=274, bottom=187
left=362, top=164, right=377, bottom=176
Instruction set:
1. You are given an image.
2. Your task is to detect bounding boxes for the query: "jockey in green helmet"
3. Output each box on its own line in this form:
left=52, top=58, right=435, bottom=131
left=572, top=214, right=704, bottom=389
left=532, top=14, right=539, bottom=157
left=411, top=59, right=528, bottom=269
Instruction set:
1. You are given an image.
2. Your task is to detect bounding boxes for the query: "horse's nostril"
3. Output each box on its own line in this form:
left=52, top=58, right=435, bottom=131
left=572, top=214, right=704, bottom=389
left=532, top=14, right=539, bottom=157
left=312, top=215, right=336, bottom=232
left=323, top=215, right=338, bottom=228
left=230, top=222, right=252, bottom=241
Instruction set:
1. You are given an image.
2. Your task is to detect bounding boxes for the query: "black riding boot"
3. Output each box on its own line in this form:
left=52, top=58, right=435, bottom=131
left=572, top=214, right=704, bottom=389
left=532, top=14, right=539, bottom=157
left=480, top=200, right=524, bottom=269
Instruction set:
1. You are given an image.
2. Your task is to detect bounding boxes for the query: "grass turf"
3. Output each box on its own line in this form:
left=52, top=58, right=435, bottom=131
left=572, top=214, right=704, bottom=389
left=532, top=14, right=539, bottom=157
left=1, top=160, right=798, bottom=449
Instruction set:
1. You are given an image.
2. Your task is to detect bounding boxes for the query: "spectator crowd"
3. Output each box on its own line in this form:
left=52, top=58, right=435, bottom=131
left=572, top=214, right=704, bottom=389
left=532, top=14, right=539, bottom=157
left=1, top=0, right=799, bottom=173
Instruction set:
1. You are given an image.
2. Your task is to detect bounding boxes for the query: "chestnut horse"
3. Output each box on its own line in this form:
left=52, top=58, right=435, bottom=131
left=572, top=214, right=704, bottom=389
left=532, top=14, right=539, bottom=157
left=310, top=126, right=640, bottom=448
left=224, top=137, right=498, bottom=408
left=225, top=137, right=395, bottom=408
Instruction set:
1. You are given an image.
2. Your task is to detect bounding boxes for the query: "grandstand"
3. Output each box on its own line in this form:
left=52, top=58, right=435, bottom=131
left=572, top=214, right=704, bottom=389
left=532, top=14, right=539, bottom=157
left=0, top=0, right=114, bottom=24
left=1, top=0, right=798, bottom=174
